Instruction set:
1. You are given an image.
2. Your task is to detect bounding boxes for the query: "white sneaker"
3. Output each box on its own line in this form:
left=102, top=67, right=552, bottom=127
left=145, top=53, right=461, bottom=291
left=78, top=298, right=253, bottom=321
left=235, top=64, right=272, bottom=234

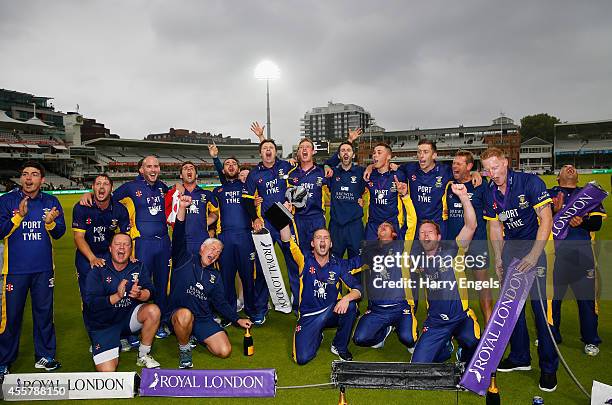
left=584, top=344, right=599, bottom=356
left=136, top=354, right=160, bottom=368
left=371, top=326, right=394, bottom=349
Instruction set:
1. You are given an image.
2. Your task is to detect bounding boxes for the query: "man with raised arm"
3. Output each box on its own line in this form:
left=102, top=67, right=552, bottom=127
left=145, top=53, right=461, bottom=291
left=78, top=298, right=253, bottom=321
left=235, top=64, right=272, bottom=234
left=243, top=122, right=301, bottom=311
left=168, top=195, right=252, bottom=369
left=481, top=147, right=558, bottom=392
left=443, top=150, right=493, bottom=323
left=164, top=161, right=218, bottom=254
left=411, top=183, right=480, bottom=364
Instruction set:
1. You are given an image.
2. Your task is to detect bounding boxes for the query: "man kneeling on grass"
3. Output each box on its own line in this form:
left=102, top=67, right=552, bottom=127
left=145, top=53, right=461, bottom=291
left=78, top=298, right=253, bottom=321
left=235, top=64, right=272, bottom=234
left=279, top=203, right=363, bottom=364
left=83, top=232, right=161, bottom=371
left=169, top=195, right=252, bottom=369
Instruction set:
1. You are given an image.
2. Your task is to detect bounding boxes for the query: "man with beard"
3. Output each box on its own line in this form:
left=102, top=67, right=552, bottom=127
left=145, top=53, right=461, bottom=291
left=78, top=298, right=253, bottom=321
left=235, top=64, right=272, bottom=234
left=169, top=195, right=252, bottom=369
left=84, top=232, right=161, bottom=371
left=243, top=122, right=301, bottom=311
left=364, top=139, right=481, bottom=237
left=287, top=138, right=329, bottom=252
left=164, top=161, right=218, bottom=254
left=210, top=155, right=269, bottom=325
left=73, top=174, right=134, bottom=350
left=548, top=164, right=606, bottom=356
left=410, top=183, right=480, bottom=364
left=280, top=217, right=363, bottom=364
left=325, top=136, right=367, bottom=258
left=0, top=161, right=65, bottom=376
left=363, top=143, right=410, bottom=240
left=443, top=150, right=493, bottom=323
left=80, top=156, right=171, bottom=338
left=481, top=147, right=558, bottom=392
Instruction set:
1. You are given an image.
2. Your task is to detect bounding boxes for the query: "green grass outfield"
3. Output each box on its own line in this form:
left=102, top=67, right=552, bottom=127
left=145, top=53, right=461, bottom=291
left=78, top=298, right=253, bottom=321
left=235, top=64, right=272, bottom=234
left=7, top=174, right=612, bottom=404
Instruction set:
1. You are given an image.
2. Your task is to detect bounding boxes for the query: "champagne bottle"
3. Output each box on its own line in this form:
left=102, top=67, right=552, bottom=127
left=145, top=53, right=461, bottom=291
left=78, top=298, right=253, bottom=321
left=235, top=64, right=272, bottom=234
left=485, top=372, right=500, bottom=405
left=244, top=328, right=254, bottom=356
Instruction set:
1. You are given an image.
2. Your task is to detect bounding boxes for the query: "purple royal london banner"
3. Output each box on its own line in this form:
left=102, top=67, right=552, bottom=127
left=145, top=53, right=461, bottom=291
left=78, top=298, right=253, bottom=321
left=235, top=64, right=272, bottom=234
left=460, top=258, right=535, bottom=395
left=139, top=368, right=277, bottom=398
left=551, top=182, right=608, bottom=240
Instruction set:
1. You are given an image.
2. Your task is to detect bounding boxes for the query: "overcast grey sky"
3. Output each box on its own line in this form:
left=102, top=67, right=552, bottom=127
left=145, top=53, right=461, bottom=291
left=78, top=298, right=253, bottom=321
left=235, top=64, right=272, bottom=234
left=1, top=0, right=611, bottom=150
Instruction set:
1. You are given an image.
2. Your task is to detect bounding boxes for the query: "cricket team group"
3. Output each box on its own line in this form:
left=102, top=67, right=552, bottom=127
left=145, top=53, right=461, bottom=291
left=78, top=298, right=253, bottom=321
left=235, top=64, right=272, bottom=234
left=0, top=122, right=606, bottom=393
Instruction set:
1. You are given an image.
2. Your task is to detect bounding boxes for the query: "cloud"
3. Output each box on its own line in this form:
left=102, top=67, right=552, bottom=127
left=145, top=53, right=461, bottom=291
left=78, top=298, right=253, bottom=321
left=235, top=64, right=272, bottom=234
left=1, top=0, right=611, bottom=151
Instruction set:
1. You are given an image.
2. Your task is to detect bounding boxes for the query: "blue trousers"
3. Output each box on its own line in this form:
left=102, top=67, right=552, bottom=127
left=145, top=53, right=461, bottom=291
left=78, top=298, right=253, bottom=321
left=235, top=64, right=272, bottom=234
left=218, top=230, right=269, bottom=319
left=330, top=218, right=364, bottom=259
left=135, top=235, right=171, bottom=322
left=411, top=311, right=479, bottom=363
left=552, top=244, right=601, bottom=345
left=293, top=302, right=358, bottom=365
left=0, top=271, right=56, bottom=366
left=503, top=248, right=559, bottom=374
left=265, top=219, right=300, bottom=310
left=353, top=301, right=417, bottom=350
left=294, top=214, right=326, bottom=253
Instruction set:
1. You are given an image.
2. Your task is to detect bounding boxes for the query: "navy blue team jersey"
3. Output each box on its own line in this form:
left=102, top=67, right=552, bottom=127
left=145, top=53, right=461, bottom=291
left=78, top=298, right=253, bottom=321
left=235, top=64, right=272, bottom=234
left=548, top=185, right=607, bottom=241
left=0, top=188, right=66, bottom=274
left=112, top=175, right=169, bottom=239
left=286, top=239, right=362, bottom=315
left=167, top=185, right=217, bottom=248
left=72, top=201, right=131, bottom=257
left=83, top=258, right=154, bottom=330
left=444, top=179, right=488, bottom=241
left=287, top=165, right=328, bottom=218
left=365, top=169, right=407, bottom=226
left=243, top=159, right=295, bottom=217
left=484, top=170, right=552, bottom=240
left=328, top=163, right=366, bottom=225
left=212, top=179, right=252, bottom=233
left=401, top=161, right=453, bottom=225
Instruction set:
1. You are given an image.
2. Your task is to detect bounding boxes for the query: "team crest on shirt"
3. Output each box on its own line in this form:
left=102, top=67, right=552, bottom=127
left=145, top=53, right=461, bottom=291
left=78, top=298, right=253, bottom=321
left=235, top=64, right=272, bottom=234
left=316, top=177, right=323, bottom=187
left=135, top=190, right=142, bottom=197
left=411, top=174, right=417, bottom=181
left=295, top=325, right=302, bottom=333
left=390, top=182, right=397, bottom=193
left=403, top=309, right=410, bottom=315
left=350, top=176, right=357, bottom=184
left=536, top=267, right=545, bottom=278
left=586, top=269, right=595, bottom=279
left=86, top=217, right=92, bottom=225
left=210, top=274, right=216, bottom=284
left=109, top=218, right=118, bottom=231
left=131, top=273, right=139, bottom=282
left=201, top=194, right=207, bottom=203
left=422, top=326, right=429, bottom=333
left=327, top=271, right=336, bottom=284
left=518, top=194, right=529, bottom=209
left=258, top=178, right=263, bottom=184
left=95, top=343, right=101, bottom=350
left=492, top=201, right=498, bottom=210
left=435, top=176, right=443, bottom=188
left=335, top=176, right=340, bottom=182
left=309, top=266, right=316, bottom=274
left=106, top=277, right=112, bottom=283
left=278, top=169, right=285, bottom=177
left=368, top=181, right=374, bottom=187
left=291, top=177, right=299, bottom=185
left=6, top=283, right=13, bottom=292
